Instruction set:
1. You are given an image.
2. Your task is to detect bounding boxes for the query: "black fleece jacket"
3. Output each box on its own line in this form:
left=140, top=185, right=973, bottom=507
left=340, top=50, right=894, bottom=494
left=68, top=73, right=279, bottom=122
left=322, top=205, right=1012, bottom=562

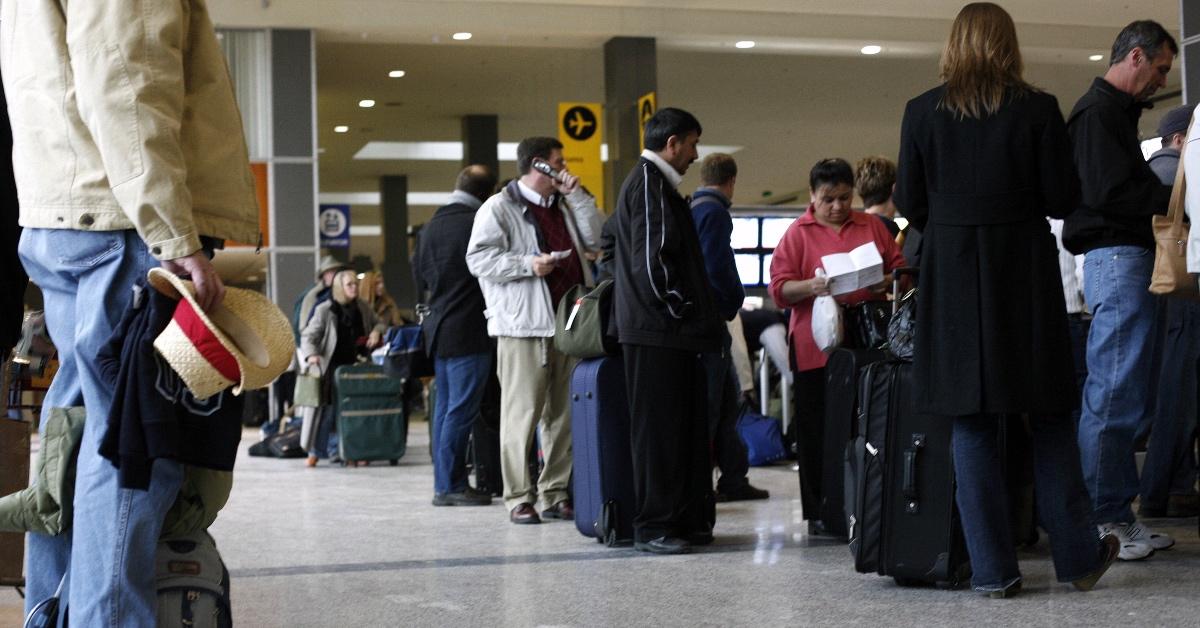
left=1063, top=77, right=1172, bottom=254
left=610, top=157, right=722, bottom=352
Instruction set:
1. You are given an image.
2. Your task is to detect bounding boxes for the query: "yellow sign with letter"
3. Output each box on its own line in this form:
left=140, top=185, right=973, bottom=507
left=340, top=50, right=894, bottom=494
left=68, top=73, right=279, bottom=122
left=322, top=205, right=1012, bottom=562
left=637, top=91, right=657, bottom=152
left=557, top=102, right=604, bottom=210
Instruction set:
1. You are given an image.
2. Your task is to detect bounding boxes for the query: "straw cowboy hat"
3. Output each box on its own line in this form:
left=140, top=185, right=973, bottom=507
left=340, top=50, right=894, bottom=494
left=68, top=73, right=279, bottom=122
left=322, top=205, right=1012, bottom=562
left=148, top=268, right=294, bottom=400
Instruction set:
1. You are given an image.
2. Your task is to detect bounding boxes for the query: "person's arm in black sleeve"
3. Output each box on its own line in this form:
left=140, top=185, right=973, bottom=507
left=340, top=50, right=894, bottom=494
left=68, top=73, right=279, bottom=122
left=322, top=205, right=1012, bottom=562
left=1039, top=97, right=1082, bottom=220
left=628, top=165, right=689, bottom=318
left=1070, top=105, right=1171, bottom=217
left=894, top=99, right=930, bottom=232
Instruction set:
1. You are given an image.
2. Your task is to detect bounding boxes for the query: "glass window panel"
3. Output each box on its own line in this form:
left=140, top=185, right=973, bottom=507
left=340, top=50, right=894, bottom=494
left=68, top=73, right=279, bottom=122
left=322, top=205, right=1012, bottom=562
left=763, top=253, right=774, bottom=285
left=761, top=218, right=794, bottom=249
left=730, top=217, right=760, bottom=249
left=736, top=254, right=762, bottom=286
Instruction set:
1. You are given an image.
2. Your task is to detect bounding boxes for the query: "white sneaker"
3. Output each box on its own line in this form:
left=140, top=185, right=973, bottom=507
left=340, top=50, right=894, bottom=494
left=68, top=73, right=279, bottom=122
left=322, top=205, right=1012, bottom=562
left=1098, top=523, right=1155, bottom=560
left=1121, top=520, right=1175, bottom=551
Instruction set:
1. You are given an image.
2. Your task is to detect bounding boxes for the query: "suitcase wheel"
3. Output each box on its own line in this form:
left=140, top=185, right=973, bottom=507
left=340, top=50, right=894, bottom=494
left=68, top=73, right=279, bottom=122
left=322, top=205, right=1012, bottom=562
left=390, top=459, right=399, bottom=466
left=893, top=577, right=922, bottom=588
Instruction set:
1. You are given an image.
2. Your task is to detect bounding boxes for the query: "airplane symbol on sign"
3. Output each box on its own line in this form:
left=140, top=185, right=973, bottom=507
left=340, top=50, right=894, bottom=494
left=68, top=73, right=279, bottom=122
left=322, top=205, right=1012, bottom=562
left=568, top=111, right=593, bottom=136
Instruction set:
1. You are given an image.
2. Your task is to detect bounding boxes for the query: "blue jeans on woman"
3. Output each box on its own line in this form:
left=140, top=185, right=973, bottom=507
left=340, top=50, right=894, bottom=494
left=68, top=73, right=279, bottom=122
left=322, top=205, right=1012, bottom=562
left=1079, top=246, right=1158, bottom=524
left=432, top=353, right=492, bottom=495
left=953, top=414, right=1102, bottom=590
left=19, top=229, right=184, bottom=625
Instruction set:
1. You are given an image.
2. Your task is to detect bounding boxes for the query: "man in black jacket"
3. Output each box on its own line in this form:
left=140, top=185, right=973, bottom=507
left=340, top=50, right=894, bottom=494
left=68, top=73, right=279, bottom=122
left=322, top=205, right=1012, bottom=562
left=413, top=165, right=497, bottom=506
left=611, top=108, right=724, bottom=554
left=1064, top=20, right=1176, bottom=561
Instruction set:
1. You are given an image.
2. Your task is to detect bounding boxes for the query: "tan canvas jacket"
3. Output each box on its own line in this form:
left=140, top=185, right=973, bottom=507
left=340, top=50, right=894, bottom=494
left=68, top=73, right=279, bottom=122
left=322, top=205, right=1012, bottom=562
left=0, top=0, right=259, bottom=260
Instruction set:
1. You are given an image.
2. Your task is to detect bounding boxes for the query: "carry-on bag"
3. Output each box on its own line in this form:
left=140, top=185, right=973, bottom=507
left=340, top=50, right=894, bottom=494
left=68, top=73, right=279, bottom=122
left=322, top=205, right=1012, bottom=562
left=818, top=347, right=885, bottom=539
left=379, top=325, right=435, bottom=380
left=736, top=407, right=787, bottom=466
left=156, top=530, right=232, bottom=628
left=334, top=363, right=407, bottom=464
left=1, top=417, right=29, bottom=588
left=846, top=360, right=969, bottom=587
left=570, top=356, right=635, bottom=546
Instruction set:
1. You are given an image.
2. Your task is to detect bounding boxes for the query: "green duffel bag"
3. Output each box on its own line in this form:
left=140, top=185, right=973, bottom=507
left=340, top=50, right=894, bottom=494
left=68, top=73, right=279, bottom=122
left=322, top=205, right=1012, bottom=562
left=553, top=279, right=616, bottom=359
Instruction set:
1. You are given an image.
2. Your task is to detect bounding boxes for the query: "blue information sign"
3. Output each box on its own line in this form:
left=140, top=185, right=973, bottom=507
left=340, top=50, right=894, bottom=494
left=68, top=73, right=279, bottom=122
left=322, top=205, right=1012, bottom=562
left=318, top=204, right=350, bottom=248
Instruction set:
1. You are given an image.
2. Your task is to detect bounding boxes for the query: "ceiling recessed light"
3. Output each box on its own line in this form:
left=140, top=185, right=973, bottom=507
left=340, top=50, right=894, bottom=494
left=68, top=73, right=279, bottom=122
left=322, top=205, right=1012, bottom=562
left=452, top=32, right=472, bottom=41
left=735, top=40, right=755, bottom=49
left=861, top=45, right=883, bottom=55
left=334, top=125, right=349, bottom=133
left=388, top=70, right=406, bottom=78
left=1089, top=54, right=1104, bottom=61
left=358, top=99, right=376, bottom=108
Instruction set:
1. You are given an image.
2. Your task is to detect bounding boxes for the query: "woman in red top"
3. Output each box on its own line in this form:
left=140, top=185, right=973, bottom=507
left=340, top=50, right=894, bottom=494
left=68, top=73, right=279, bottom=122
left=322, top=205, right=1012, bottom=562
left=768, top=158, right=905, bottom=534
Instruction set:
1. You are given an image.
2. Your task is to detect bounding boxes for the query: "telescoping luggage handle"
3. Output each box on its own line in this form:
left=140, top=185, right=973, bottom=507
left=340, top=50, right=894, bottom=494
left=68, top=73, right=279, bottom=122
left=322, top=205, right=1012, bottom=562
left=902, top=433, right=925, bottom=514
left=891, top=267, right=918, bottom=315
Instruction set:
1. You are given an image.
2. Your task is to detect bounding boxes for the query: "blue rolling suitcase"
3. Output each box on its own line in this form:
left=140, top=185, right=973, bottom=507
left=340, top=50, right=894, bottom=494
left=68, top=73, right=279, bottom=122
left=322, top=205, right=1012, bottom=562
left=570, top=356, right=635, bottom=546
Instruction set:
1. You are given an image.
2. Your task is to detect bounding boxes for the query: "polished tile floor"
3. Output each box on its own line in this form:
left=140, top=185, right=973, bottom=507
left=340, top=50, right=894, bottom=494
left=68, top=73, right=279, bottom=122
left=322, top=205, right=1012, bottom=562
left=2, top=420, right=1198, bottom=627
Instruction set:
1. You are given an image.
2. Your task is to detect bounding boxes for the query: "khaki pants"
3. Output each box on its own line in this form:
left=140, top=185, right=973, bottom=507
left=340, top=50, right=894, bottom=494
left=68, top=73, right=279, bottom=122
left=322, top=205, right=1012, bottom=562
left=496, top=336, right=575, bottom=511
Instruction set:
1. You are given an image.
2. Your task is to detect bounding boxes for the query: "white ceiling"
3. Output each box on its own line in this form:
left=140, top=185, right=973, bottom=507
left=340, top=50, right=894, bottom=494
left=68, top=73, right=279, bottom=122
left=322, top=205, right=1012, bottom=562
left=207, top=0, right=1184, bottom=270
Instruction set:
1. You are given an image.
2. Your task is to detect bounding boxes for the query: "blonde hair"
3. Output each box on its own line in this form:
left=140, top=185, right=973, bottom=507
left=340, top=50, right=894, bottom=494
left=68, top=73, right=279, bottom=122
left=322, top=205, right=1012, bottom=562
left=358, top=271, right=383, bottom=305
left=331, top=270, right=359, bottom=305
left=939, top=2, right=1032, bottom=119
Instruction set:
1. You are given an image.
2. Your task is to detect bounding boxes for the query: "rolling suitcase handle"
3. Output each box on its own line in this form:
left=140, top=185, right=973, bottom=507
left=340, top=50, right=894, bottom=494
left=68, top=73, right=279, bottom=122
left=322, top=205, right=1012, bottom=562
left=902, top=433, right=925, bottom=514
left=891, top=267, right=919, bottom=315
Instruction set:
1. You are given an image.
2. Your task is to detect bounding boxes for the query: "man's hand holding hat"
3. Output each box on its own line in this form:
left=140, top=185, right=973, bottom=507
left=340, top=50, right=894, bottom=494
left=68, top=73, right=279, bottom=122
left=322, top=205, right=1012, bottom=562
left=161, top=251, right=225, bottom=312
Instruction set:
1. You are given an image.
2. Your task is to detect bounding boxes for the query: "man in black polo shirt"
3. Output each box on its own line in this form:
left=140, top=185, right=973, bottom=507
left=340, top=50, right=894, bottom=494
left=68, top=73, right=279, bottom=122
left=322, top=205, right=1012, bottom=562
left=414, top=165, right=498, bottom=506
left=1063, top=20, right=1177, bottom=560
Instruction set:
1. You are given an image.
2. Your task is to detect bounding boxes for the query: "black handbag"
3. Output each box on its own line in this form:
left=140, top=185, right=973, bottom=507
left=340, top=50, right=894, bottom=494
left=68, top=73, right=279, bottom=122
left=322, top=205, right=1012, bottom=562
left=843, top=301, right=892, bottom=350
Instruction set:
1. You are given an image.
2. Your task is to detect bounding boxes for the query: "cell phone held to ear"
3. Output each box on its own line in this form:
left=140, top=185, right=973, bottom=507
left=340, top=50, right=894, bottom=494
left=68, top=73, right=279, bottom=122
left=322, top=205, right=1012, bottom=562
left=531, top=159, right=562, bottom=182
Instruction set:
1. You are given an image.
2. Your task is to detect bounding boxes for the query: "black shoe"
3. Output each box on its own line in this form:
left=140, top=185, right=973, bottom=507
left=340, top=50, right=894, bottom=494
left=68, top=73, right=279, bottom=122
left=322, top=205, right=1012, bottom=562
left=432, top=487, right=493, bottom=507
left=716, top=484, right=770, bottom=502
left=807, top=520, right=834, bottom=537
left=634, top=536, right=691, bottom=555
left=541, top=500, right=575, bottom=520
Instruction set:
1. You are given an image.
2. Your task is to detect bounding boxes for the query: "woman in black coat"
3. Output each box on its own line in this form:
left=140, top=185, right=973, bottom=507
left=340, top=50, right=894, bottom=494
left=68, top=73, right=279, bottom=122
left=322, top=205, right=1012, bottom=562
left=894, top=2, right=1118, bottom=598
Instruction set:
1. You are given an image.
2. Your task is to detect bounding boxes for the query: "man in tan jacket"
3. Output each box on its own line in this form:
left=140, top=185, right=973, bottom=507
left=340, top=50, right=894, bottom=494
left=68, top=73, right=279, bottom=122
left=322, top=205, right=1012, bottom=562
left=1, top=0, right=259, bottom=622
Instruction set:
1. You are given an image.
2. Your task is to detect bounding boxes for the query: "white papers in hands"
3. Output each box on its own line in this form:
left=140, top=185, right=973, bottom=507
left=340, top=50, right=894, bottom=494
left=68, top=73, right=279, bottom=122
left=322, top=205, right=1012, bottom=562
left=549, top=249, right=573, bottom=261
left=820, top=242, right=884, bottom=296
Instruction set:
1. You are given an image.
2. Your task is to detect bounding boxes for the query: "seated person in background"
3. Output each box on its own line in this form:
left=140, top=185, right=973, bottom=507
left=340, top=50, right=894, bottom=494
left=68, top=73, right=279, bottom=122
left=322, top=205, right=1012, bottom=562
left=768, top=158, right=905, bottom=535
left=855, top=155, right=901, bottom=239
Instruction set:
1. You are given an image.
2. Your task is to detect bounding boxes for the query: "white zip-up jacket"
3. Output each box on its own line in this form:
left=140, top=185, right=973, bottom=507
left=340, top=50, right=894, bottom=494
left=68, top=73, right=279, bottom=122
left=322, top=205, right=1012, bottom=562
left=0, top=0, right=260, bottom=260
left=466, top=182, right=601, bottom=338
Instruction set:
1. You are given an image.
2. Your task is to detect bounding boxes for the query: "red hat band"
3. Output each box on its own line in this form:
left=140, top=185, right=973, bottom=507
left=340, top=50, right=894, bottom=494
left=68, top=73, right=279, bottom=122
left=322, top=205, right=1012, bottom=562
left=172, top=298, right=242, bottom=384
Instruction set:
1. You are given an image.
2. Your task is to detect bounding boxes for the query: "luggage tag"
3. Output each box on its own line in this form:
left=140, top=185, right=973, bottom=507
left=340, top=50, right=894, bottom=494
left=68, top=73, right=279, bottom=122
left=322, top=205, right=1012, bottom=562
left=564, top=299, right=583, bottom=330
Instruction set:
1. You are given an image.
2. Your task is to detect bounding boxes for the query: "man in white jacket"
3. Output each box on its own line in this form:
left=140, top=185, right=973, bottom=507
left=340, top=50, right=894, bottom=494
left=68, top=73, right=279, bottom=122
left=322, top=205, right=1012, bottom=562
left=466, top=137, right=601, bottom=524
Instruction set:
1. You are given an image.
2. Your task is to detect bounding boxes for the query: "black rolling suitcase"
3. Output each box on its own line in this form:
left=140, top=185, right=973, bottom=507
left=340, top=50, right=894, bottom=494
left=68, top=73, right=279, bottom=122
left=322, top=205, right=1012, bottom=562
left=847, top=360, right=970, bottom=587
left=570, top=356, right=635, bottom=546
left=820, top=347, right=885, bottom=539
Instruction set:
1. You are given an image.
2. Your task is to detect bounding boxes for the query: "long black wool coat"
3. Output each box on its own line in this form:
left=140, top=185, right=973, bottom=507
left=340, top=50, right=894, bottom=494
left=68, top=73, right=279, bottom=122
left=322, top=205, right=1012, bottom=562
left=894, top=85, right=1080, bottom=417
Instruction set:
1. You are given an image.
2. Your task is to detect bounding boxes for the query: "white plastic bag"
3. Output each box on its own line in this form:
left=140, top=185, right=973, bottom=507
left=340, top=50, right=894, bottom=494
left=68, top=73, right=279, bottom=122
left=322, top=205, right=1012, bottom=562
left=810, top=269, right=842, bottom=352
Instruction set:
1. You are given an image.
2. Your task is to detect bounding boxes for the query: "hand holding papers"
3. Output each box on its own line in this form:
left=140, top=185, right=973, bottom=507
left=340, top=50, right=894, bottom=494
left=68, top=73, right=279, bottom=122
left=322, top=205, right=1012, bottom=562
left=820, top=243, right=884, bottom=296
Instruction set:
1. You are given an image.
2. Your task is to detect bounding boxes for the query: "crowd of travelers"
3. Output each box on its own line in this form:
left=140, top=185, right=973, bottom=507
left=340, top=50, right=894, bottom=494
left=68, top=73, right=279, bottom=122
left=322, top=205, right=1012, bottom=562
left=1, top=0, right=1197, bottom=622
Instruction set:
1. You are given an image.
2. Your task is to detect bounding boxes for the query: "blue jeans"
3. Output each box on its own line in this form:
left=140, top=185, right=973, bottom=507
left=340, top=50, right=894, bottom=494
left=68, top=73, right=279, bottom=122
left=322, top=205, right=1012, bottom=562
left=1078, top=246, right=1157, bottom=524
left=432, top=353, right=492, bottom=494
left=953, top=414, right=1102, bottom=590
left=19, top=229, right=184, bottom=625
left=1140, top=298, right=1200, bottom=509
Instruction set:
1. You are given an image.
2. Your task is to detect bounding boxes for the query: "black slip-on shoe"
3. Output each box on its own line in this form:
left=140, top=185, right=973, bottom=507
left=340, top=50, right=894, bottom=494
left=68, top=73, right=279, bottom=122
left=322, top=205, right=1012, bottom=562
left=634, top=536, right=691, bottom=555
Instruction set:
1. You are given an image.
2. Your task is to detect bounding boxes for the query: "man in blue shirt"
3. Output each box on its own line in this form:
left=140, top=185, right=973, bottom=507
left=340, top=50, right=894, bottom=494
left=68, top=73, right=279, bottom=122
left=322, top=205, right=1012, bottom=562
left=691, top=153, right=768, bottom=502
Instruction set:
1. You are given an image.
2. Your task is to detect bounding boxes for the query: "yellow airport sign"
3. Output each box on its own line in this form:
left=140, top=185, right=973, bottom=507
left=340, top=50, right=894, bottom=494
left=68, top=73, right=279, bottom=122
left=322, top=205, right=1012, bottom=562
left=558, top=102, right=604, bottom=210
left=637, top=91, right=657, bottom=151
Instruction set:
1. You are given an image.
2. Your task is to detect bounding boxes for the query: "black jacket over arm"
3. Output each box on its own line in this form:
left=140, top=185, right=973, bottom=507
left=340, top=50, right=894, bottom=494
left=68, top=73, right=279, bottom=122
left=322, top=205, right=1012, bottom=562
left=413, top=202, right=491, bottom=358
left=1062, top=77, right=1172, bottom=254
left=611, top=158, right=722, bottom=352
left=1, top=70, right=27, bottom=351
left=894, top=85, right=1080, bottom=416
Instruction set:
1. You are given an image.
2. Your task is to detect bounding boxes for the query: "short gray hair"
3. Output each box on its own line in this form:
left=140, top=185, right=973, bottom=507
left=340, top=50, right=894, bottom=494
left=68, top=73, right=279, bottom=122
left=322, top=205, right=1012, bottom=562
left=1109, top=20, right=1177, bottom=67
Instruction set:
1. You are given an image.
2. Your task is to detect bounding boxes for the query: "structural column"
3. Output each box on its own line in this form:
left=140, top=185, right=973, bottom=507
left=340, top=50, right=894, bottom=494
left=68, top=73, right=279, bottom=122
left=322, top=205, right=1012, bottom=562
left=380, top=175, right=414, bottom=308
left=463, top=114, right=499, bottom=177
left=1183, top=0, right=1200, bottom=103
left=603, top=37, right=657, bottom=206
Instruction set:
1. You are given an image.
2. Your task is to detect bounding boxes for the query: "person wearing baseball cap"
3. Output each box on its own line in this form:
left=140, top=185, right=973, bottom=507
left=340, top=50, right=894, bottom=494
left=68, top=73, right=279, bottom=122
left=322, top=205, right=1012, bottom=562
left=1140, top=102, right=1200, bottom=521
left=1148, top=103, right=1196, bottom=183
